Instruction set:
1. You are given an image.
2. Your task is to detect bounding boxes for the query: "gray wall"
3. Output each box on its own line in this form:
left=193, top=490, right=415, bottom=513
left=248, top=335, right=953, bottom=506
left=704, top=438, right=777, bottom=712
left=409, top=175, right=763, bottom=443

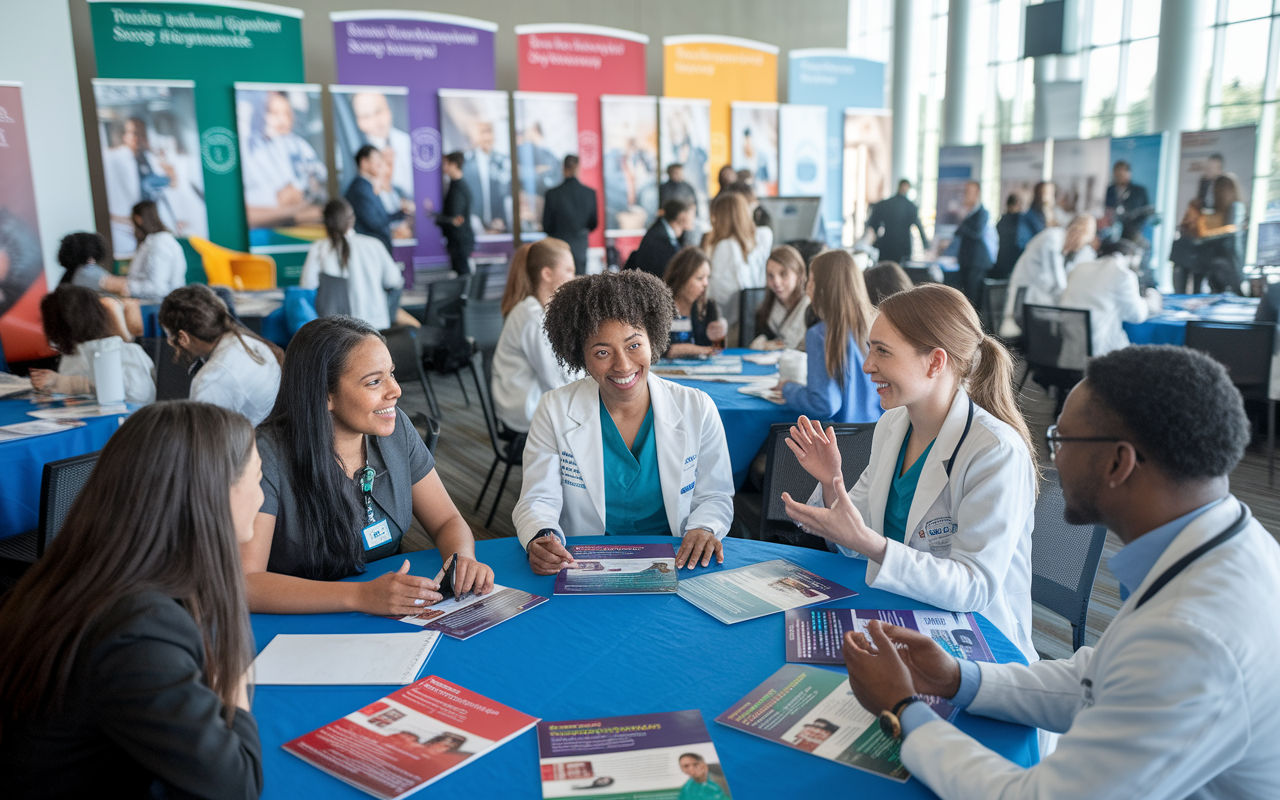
left=67, top=0, right=848, bottom=243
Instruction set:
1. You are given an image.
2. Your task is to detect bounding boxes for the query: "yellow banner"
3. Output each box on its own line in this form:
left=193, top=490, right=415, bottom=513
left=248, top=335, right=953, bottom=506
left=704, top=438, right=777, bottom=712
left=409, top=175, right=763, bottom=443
left=663, top=36, right=778, bottom=196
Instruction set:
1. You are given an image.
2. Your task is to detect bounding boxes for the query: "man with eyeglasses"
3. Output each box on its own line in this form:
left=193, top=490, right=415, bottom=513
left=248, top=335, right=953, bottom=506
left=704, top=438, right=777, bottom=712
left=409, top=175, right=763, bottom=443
left=838, top=344, right=1280, bottom=799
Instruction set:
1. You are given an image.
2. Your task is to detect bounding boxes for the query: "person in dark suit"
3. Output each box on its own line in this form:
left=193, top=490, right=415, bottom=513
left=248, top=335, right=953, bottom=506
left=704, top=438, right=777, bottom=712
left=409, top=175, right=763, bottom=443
left=542, top=155, right=598, bottom=275
left=992, top=193, right=1022, bottom=280
left=953, top=180, right=993, bottom=307
left=626, top=199, right=696, bottom=278
left=345, top=144, right=404, bottom=254
left=436, top=151, right=475, bottom=276
left=659, top=163, right=697, bottom=210
left=1106, top=160, right=1155, bottom=289
left=461, top=120, right=510, bottom=233
left=864, top=179, right=930, bottom=265
left=0, top=402, right=262, bottom=797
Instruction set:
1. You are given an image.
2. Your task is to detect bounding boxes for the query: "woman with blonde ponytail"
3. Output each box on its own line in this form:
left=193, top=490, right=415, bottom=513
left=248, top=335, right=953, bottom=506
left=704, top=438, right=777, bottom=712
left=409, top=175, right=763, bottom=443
left=782, top=283, right=1038, bottom=662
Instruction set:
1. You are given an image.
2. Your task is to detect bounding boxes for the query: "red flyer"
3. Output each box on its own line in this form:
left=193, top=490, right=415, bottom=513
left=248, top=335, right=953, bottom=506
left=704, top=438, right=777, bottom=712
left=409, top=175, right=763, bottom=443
left=284, top=675, right=539, bottom=799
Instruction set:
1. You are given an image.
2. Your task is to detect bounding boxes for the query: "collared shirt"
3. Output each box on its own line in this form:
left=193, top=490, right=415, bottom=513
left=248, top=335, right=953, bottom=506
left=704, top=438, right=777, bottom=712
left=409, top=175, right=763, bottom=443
left=900, top=498, right=1227, bottom=739
left=662, top=218, right=679, bottom=249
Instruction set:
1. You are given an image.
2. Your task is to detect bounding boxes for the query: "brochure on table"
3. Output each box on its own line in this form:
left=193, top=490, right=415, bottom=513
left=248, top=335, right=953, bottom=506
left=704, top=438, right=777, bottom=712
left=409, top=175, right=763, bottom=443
left=717, top=663, right=908, bottom=783
left=253, top=631, right=441, bottom=686
left=785, top=608, right=994, bottom=720
left=393, top=585, right=547, bottom=640
left=538, top=710, right=734, bottom=799
left=554, top=543, right=678, bottom=595
left=0, top=419, right=86, bottom=442
left=285, top=675, right=539, bottom=800
left=677, top=559, right=856, bottom=624
left=652, top=355, right=743, bottom=375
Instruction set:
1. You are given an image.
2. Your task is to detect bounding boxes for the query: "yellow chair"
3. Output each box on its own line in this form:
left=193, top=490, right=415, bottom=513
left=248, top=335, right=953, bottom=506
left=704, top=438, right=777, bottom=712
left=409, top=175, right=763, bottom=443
left=187, top=237, right=277, bottom=290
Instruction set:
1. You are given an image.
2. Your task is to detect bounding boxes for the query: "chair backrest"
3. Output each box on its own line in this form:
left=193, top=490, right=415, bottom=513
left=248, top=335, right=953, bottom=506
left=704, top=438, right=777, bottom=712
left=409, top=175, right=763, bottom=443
left=424, top=276, right=470, bottom=327
left=1030, top=470, right=1108, bottom=650
left=1185, top=320, right=1275, bottom=388
left=409, top=411, right=441, bottom=455
left=903, top=262, right=937, bottom=285
left=467, top=350, right=505, bottom=456
left=737, top=287, right=769, bottom=347
left=38, top=451, right=101, bottom=556
left=464, top=296, right=505, bottom=385
left=139, top=336, right=194, bottom=401
left=1022, top=303, right=1092, bottom=372
left=761, top=422, right=877, bottom=523
left=981, top=278, right=1009, bottom=334
left=382, top=324, right=426, bottom=385
left=1013, top=286, right=1028, bottom=321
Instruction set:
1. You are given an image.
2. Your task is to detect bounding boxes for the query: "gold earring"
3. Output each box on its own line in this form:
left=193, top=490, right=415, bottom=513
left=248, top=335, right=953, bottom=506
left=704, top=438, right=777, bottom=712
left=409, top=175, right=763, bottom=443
left=1109, top=482, right=1116, bottom=489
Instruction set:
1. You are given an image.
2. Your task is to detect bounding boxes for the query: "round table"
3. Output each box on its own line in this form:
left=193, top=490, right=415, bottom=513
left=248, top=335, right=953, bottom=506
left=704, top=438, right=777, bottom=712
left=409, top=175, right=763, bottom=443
left=668, top=350, right=798, bottom=489
left=1124, top=294, right=1261, bottom=345
left=0, top=399, right=126, bottom=539
left=251, top=536, right=1039, bottom=800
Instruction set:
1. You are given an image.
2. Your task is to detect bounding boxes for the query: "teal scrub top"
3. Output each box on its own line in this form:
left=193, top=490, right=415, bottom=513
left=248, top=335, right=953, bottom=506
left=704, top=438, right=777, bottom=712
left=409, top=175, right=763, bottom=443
left=883, top=426, right=935, bottom=543
left=679, top=777, right=727, bottom=800
left=600, top=399, right=670, bottom=536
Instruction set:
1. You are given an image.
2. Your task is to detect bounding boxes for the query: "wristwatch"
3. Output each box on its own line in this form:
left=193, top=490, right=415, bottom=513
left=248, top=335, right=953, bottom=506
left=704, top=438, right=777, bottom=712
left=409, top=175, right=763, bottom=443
left=877, top=696, right=920, bottom=741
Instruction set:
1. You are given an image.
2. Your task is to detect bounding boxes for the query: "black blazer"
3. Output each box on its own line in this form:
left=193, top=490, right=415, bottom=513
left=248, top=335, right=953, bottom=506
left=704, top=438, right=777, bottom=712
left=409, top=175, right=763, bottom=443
left=626, top=219, right=680, bottom=278
left=865, top=193, right=929, bottom=264
left=0, top=590, right=262, bottom=798
left=345, top=175, right=403, bottom=255
left=954, top=205, right=993, bottom=272
left=436, top=178, right=475, bottom=251
left=542, top=177, right=598, bottom=270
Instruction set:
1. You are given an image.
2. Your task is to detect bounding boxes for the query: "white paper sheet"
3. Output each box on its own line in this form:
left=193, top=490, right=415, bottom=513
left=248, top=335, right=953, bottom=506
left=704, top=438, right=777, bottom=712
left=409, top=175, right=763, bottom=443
left=253, top=631, right=441, bottom=685
left=27, top=404, right=128, bottom=420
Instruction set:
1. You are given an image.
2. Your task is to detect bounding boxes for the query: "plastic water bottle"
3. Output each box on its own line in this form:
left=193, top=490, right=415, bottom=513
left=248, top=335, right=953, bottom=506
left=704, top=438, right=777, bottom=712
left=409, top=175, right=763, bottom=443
left=90, top=338, right=126, bottom=406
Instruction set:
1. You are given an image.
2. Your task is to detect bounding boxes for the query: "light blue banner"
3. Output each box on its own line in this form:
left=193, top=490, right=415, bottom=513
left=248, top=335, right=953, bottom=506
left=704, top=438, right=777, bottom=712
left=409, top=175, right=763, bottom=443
left=787, top=50, right=885, bottom=246
left=1110, top=133, right=1166, bottom=249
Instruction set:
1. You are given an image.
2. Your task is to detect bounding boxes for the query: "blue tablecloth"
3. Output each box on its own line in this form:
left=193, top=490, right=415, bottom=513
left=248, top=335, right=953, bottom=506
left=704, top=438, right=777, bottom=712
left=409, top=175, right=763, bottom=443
left=1124, top=294, right=1261, bottom=346
left=668, top=350, right=797, bottom=489
left=251, top=536, right=1039, bottom=800
left=0, top=399, right=126, bottom=539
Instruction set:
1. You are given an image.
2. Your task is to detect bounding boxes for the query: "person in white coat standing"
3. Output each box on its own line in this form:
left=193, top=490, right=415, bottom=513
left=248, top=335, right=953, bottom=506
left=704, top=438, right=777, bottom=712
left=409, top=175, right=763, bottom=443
left=839, top=344, right=1280, bottom=800
left=491, top=237, right=580, bottom=433
left=783, top=284, right=1038, bottom=662
left=1060, top=237, right=1162, bottom=357
left=514, top=270, right=735, bottom=574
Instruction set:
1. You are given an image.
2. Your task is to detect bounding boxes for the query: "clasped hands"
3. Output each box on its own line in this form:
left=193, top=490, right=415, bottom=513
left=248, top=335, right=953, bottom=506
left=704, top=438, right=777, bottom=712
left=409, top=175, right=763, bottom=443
left=780, top=417, right=887, bottom=562
left=843, top=620, right=963, bottom=718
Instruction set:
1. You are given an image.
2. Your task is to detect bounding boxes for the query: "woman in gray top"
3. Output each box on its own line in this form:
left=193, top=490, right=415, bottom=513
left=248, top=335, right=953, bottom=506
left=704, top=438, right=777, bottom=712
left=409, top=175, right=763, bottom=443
left=243, top=316, right=495, bottom=615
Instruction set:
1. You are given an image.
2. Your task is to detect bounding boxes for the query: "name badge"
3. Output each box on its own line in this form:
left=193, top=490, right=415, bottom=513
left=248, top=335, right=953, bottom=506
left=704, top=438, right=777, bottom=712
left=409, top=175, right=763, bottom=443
left=361, top=518, right=393, bottom=551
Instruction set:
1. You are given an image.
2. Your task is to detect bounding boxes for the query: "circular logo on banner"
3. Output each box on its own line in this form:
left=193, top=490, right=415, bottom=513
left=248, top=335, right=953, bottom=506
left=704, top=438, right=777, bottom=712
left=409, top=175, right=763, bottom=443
left=200, top=127, right=237, bottom=174
left=577, top=130, right=600, bottom=171
left=411, top=127, right=442, bottom=172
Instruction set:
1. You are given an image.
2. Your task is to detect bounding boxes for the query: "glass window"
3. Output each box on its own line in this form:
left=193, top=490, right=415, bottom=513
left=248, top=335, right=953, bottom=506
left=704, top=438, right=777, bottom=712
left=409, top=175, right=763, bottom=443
left=996, top=0, right=1023, bottom=63
left=1219, top=19, right=1270, bottom=111
left=1128, top=0, right=1162, bottom=40
left=1092, top=1, right=1123, bottom=47
left=1228, top=0, right=1273, bottom=23
left=1123, top=36, right=1159, bottom=134
left=1084, top=44, right=1121, bottom=134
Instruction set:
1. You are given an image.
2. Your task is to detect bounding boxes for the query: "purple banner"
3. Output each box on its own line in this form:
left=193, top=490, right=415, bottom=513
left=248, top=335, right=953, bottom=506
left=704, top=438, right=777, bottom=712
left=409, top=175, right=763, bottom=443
left=331, top=11, right=497, bottom=276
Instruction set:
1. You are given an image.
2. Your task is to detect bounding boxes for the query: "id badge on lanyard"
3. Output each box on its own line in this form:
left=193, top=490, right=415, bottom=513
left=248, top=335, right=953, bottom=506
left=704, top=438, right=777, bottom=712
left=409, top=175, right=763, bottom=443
left=359, top=465, right=392, bottom=551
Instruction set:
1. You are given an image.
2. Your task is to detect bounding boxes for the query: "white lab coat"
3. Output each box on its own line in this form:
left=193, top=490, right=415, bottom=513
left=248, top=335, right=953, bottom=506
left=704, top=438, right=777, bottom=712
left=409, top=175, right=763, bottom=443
left=816, top=388, right=1037, bottom=661
left=1000, top=226, right=1095, bottom=337
left=126, top=231, right=187, bottom=300
left=903, top=496, right=1280, bottom=800
left=299, top=232, right=404, bottom=330
left=190, top=333, right=281, bottom=427
left=1059, top=255, right=1149, bottom=356
left=490, top=296, right=579, bottom=433
left=513, top=373, right=735, bottom=548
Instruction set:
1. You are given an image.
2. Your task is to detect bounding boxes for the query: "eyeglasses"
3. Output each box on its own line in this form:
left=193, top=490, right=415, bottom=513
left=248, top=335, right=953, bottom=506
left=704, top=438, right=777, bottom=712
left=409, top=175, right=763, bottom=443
left=1045, top=424, right=1145, bottom=463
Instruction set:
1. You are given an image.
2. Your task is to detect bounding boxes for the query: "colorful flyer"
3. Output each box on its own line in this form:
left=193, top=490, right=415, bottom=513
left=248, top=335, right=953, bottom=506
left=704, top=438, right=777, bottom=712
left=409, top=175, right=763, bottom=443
left=677, top=559, right=856, bottom=624
left=394, top=585, right=547, bottom=640
left=785, top=608, right=994, bottom=720
left=716, top=664, right=908, bottom=783
left=285, top=675, right=539, bottom=799
left=554, top=543, right=678, bottom=595
left=538, top=710, right=733, bottom=799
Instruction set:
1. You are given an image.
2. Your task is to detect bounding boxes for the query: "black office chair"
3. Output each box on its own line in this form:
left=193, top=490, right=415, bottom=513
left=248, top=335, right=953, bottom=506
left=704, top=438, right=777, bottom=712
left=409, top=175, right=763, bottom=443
left=408, top=411, right=441, bottom=455
left=1031, top=469, right=1108, bottom=651
left=755, top=422, right=877, bottom=549
left=0, top=451, right=101, bottom=568
left=464, top=287, right=506, bottom=391
left=1185, top=320, right=1276, bottom=484
left=468, top=351, right=526, bottom=529
left=1019, top=304, right=1092, bottom=416
left=903, top=261, right=940, bottom=285
left=737, top=287, right=769, bottom=347
left=981, top=278, right=1009, bottom=335
left=417, top=276, right=476, bottom=405
left=382, top=325, right=441, bottom=420
left=138, top=336, right=194, bottom=401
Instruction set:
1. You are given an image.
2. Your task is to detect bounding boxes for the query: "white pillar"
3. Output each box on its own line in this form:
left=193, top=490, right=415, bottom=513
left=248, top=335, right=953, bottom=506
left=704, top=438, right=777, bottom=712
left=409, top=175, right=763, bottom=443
left=891, top=0, right=918, bottom=185
left=943, top=0, right=972, bottom=146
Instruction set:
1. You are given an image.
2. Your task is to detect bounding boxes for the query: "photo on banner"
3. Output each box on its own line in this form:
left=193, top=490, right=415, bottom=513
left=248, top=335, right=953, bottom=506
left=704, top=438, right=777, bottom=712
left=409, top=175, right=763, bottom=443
left=0, top=82, right=53, bottom=364
left=439, top=88, right=513, bottom=245
left=659, top=97, right=712, bottom=226
left=1175, top=126, right=1256, bottom=228
left=600, top=94, right=659, bottom=237
left=91, top=79, right=207, bottom=259
left=779, top=104, right=828, bottom=198
left=841, top=109, right=892, bottom=246
left=935, top=145, right=983, bottom=242
left=731, top=102, right=779, bottom=197
left=330, top=85, right=416, bottom=247
left=513, top=92, right=578, bottom=236
left=1051, top=137, right=1111, bottom=221
left=999, top=141, right=1049, bottom=217
left=232, top=83, right=328, bottom=255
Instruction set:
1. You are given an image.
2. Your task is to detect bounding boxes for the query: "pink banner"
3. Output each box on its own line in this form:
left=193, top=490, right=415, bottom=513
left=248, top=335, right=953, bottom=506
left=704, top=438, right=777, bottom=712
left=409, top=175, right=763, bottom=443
left=0, top=83, right=52, bottom=363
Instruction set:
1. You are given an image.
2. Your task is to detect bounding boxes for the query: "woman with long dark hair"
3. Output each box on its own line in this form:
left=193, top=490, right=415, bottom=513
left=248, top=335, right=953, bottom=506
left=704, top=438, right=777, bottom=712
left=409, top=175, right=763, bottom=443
left=662, top=247, right=727, bottom=358
left=245, top=316, right=494, bottom=613
left=751, top=244, right=811, bottom=349
left=1015, top=181, right=1057, bottom=250
left=299, top=199, right=404, bottom=330
left=29, top=284, right=155, bottom=403
left=161, top=284, right=283, bottom=426
left=0, top=402, right=263, bottom=797
left=125, top=200, right=187, bottom=299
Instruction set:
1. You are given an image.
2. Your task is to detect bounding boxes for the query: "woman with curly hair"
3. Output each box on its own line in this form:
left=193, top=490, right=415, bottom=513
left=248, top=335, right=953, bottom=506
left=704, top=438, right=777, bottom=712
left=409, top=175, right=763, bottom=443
left=513, top=270, right=734, bottom=574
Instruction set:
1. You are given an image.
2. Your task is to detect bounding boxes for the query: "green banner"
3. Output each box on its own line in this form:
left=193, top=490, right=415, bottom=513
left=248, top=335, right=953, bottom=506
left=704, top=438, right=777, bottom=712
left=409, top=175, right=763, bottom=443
left=89, top=0, right=305, bottom=279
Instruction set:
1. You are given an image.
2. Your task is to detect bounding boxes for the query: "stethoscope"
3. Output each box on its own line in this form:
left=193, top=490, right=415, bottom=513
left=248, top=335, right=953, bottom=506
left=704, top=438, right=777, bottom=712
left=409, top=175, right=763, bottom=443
left=1135, top=504, right=1251, bottom=609
left=941, top=398, right=976, bottom=480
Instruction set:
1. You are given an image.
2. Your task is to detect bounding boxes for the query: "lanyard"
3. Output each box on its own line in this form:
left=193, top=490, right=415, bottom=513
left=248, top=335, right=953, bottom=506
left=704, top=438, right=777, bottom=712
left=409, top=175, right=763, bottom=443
left=1134, top=504, right=1251, bottom=609
left=357, top=436, right=377, bottom=525
left=942, top=398, right=975, bottom=479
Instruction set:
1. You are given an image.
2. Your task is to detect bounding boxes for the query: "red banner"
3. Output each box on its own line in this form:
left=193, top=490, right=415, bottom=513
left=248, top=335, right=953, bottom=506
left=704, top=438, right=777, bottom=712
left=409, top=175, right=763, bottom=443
left=516, top=24, right=647, bottom=266
left=0, top=82, right=53, bottom=364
